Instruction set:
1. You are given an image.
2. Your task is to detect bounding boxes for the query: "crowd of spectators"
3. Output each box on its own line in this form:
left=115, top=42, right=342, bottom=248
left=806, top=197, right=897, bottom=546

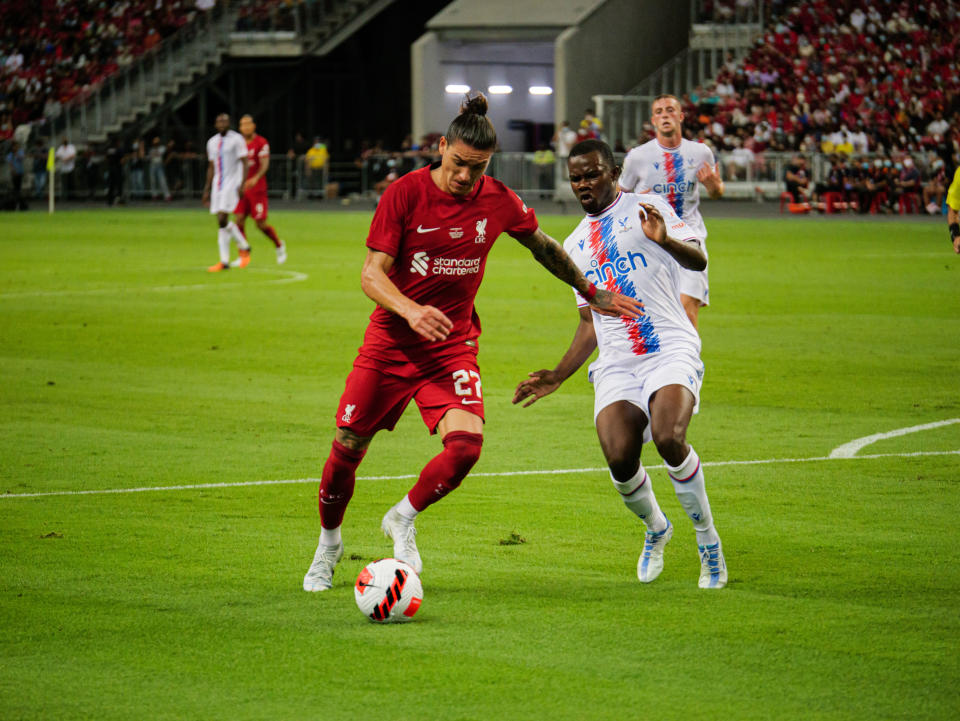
left=234, top=0, right=328, bottom=33
left=0, top=0, right=198, bottom=140
left=698, top=1, right=958, bottom=156
left=354, top=134, right=442, bottom=198
left=782, top=151, right=947, bottom=214
left=695, top=0, right=766, bottom=24
left=235, top=1, right=297, bottom=32
left=634, top=0, right=960, bottom=212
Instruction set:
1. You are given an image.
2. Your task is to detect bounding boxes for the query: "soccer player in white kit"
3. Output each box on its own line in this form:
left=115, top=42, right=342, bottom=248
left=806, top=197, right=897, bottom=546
left=202, top=113, right=251, bottom=272
left=514, top=139, right=727, bottom=589
left=619, top=94, right=724, bottom=329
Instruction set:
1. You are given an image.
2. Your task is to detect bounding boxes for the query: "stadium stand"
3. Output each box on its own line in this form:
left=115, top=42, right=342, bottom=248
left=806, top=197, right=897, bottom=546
left=594, top=0, right=958, bottom=211
left=2, top=0, right=958, bottom=214
left=0, top=0, right=195, bottom=133
left=671, top=0, right=960, bottom=159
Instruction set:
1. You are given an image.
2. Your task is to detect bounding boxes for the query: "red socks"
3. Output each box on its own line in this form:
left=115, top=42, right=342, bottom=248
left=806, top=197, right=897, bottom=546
left=318, top=440, right=366, bottom=529
left=261, top=224, right=280, bottom=247
left=407, top=431, right=483, bottom=512
left=320, top=432, right=482, bottom=526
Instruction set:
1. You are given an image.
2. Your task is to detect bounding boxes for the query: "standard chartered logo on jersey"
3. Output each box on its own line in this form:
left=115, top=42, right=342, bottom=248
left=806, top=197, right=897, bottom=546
left=409, top=252, right=481, bottom=277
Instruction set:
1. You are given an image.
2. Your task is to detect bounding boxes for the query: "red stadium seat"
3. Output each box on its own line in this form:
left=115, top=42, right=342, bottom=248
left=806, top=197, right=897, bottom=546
left=823, top=192, right=846, bottom=214
left=779, top=191, right=793, bottom=213
left=898, top=193, right=920, bottom=215
left=870, top=192, right=888, bottom=215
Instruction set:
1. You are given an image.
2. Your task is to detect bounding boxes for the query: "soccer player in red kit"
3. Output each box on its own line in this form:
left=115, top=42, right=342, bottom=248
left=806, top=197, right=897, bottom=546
left=303, top=95, right=643, bottom=592
left=234, top=114, right=287, bottom=265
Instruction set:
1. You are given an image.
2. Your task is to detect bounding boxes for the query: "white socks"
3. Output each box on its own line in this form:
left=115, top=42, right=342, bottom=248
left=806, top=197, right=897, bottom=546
left=667, top=447, right=719, bottom=546
left=217, top=227, right=230, bottom=264
left=227, top=221, right=249, bottom=250
left=612, top=466, right=667, bottom=533
left=319, top=526, right=341, bottom=547
left=395, top=495, right=418, bottom=522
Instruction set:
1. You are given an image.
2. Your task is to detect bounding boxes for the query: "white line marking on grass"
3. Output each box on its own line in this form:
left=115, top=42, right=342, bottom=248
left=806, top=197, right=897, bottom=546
left=3, top=449, right=958, bottom=500
left=829, top=419, right=960, bottom=458
left=0, top=268, right=308, bottom=299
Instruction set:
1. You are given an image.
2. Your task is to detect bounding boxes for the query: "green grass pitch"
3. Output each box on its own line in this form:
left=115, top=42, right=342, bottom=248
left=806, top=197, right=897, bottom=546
left=1, top=207, right=958, bottom=720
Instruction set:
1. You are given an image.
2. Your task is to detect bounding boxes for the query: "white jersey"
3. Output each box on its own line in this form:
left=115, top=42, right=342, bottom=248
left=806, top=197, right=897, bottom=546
left=620, top=138, right=716, bottom=241
left=563, top=191, right=701, bottom=374
left=206, top=130, right=247, bottom=193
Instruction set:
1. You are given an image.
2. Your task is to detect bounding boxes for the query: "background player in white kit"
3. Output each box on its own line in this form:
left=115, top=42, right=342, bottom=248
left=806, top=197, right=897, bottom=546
left=202, top=113, right=251, bottom=272
left=515, top=139, right=727, bottom=589
left=619, top=94, right=724, bottom=329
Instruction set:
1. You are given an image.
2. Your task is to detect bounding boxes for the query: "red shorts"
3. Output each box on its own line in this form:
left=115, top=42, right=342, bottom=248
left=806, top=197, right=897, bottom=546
left=335, top=355, right=484, bottom=436
left=234, top=189, right=268, bottom=221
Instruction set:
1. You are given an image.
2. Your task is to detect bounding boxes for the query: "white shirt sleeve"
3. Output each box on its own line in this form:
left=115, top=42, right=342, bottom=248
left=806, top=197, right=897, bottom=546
left=619, top=149, right=640, bottom=191
left=646, top=194, right=699, bottom=243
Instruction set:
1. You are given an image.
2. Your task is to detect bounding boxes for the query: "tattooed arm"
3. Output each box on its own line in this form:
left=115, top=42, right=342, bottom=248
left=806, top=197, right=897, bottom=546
left=515, top=227, right=644, bottom=318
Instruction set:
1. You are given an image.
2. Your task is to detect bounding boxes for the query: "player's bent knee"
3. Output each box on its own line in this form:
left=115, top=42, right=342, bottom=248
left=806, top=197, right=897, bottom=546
left=334, top=427, right=373, bottom=452
left=651, top=424, right=687, bottom=460
left=441, top=431, right=483, bottom=481
left=607, top=457, right=640, bottom=483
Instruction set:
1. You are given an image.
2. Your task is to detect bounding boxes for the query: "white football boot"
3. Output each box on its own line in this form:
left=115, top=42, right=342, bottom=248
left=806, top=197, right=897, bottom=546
left=697, top=540, right=727, bottom=589
left=276, top=242, right=287, bottom=264
left=303, top=539, right=343, bottom=592
left=637, top=517, right=673, bottom=583
left=381, top=507, right=423, bottom=574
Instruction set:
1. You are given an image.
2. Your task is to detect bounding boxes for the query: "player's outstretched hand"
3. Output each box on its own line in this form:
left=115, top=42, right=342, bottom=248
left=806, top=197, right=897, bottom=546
left=242, top=178, right=255, bottom=192
left=406, top=304, right=453, bottom=342
left=589, top=287, right=645, bottom=318
left=513, top=369, right=562, bottom=407
left=202, top=193, right=210, bottom=208
left=697, top=161, right=721, bottom=184
left=638, top=203, right=666, bottom=244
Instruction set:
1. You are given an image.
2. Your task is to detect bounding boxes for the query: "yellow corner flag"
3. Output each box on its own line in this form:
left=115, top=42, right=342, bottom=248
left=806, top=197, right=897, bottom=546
left=47, top=147, right=56, bottom=214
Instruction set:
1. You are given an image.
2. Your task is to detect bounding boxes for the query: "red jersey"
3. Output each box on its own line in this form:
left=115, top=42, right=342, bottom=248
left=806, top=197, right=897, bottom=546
left=245, top=134, right=270, bottom=193
left=358, top=164, right=539, bottom=375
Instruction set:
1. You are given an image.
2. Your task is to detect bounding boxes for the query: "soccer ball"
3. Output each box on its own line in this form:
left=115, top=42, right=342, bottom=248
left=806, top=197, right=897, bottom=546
left=354, top=558, right=423, bottom=623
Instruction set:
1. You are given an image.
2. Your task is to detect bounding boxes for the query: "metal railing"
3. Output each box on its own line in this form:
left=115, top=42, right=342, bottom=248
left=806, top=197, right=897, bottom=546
left=2, top=151, right=939, bottom=206
left=691, top=0, right=765, bottom=25
left=595, top=23, right=761, bottom=150
left=48, top=3, right=233, bottom=146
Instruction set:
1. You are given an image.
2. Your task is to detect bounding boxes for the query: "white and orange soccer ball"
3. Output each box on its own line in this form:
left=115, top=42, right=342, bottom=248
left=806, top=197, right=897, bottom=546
left=354, top=558, right=423, bottom=623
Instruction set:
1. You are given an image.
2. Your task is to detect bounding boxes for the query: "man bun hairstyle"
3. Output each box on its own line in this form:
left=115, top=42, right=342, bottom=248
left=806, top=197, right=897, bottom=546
left=445, top=93, right=497, bottom=151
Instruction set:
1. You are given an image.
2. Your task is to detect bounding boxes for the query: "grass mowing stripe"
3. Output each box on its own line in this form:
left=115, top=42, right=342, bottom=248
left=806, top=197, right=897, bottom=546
left=2, top=448, right=957, bottom=499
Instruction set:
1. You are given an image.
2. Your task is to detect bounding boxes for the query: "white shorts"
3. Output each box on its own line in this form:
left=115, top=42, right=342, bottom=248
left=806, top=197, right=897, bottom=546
left=678, top=266, right=709, bottom=306
left=591, top=352, right=704, bottom=444
left=209, top=183, right=240, bottom=215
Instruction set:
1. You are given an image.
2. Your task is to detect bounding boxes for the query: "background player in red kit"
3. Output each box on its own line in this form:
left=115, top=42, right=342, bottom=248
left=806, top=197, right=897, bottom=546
left=234, top=114, right=287, bottom=265
left=303, top=94, right=643, bottom=592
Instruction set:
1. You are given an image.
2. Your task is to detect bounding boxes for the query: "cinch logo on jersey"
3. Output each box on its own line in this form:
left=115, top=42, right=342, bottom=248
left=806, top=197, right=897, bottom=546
left=584, top=249, right=647, bottom=284
left=652, top=180, right=695, bottom=196
left=660, top=149, right=686, bottom=219
left=409, top=252, right=481, bottom=277
left=587, top=214, right=660, bottom=356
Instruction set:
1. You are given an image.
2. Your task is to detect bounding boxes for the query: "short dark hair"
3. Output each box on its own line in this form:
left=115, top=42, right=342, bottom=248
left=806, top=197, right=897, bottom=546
left=569, top=138, right=615, bottom=169
left=653, top=93, right=681, bottom=106
left=445, top=93, right=497, bottom=151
